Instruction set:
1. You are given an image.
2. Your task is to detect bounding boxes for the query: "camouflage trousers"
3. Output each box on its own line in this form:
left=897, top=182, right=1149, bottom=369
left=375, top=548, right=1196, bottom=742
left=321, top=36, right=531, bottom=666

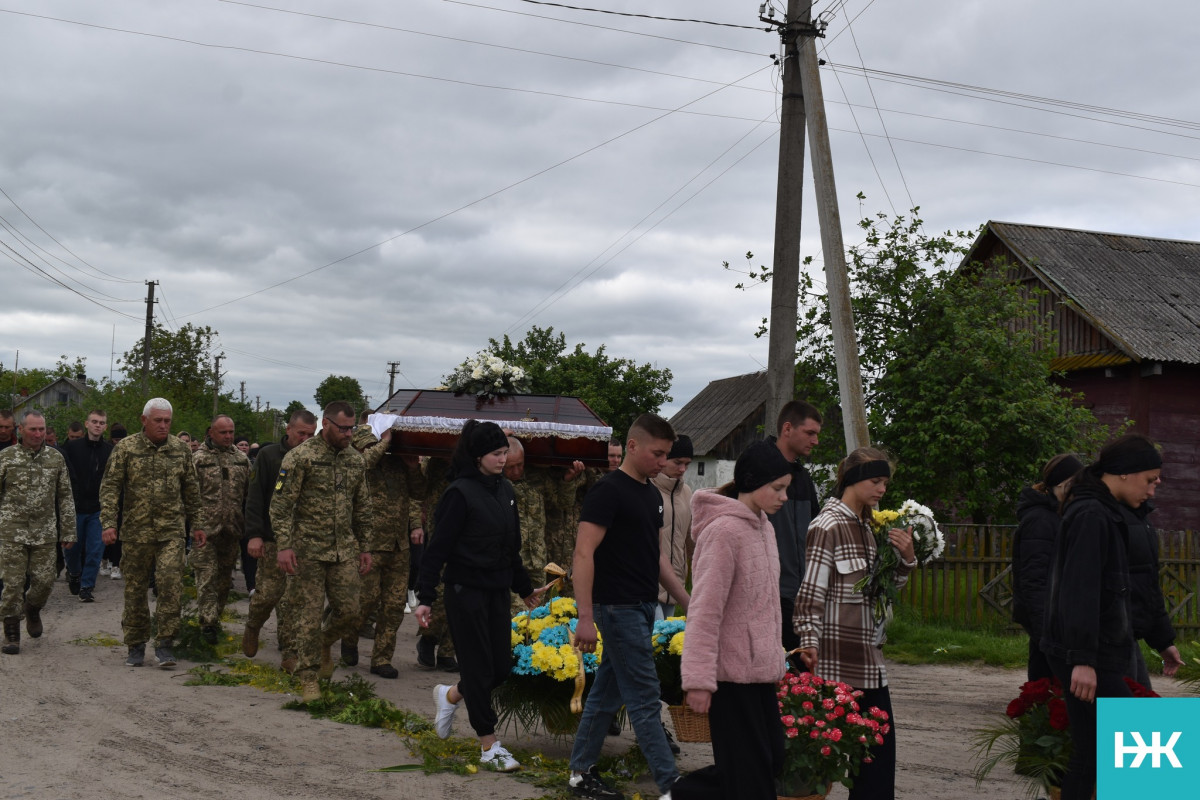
left=543, top=523, right=577, bottom=598
left=284, top=557, right=361, bottom=681
left=512, top=529, right=549, bottom=617
left=419, top=594, right=455, bottom=657
left=122, top=539, right=186, bottom=647
left=245, top=541, right=296, bottom=659
left=190, top=528, right=240, bottom=626
left=344, top=548, right=409, bottom=667
left=0, top=541, right=57, bottom=618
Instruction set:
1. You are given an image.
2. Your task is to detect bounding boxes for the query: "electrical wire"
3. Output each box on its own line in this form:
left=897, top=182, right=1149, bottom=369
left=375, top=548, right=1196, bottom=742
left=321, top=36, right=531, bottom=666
left=511, top=0, right=767, bottom=30
left=218, top=0, right=775, bottom=96
left=0, top=238, right=141, bottom=321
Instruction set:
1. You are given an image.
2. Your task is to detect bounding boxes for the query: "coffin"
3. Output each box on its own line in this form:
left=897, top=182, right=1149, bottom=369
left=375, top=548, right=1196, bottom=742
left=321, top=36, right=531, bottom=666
left=370, top=390, right=611, bottom=468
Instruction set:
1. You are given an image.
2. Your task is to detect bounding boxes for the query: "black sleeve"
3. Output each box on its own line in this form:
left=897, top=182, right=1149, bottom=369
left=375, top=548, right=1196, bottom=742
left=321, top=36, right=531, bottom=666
left=416, top=486, right=466, bottom=606
left=508, top=493, right=533, bottom=599
left=244, top=456, right=275, bottom=542
left=1139, top=526, right=1177, bottom=652
left=1013, top=511, right=1057, bottom=639
left=579, top=477, right=617, bottom=529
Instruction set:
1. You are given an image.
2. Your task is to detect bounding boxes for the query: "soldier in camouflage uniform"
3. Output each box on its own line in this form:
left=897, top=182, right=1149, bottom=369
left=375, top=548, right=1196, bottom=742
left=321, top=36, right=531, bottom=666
left=242, top=409, right=316, bottom=671
left=542, top=463, right=592, bottom=580
left=100, top=398, right=204, bottom=668
left=502, top=438, right=546, bottom=617
left=191, top=414, right=251, bottom=643
left=271, top=402, right=373, bottom=702
left=0, top=411, right=76, bottom=654
left=342, top=424, right=420, bottom=678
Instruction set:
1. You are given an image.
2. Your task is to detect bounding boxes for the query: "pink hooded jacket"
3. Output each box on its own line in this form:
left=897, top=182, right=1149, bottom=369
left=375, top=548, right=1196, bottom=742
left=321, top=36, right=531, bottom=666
left=680, top=489, right=786, bottom=693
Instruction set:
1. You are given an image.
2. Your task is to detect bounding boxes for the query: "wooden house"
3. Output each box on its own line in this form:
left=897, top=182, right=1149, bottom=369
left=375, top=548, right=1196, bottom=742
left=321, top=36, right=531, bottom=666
left=965, top=221, right=1200, bottom=531
left=667, top=371, right=770, bottom=490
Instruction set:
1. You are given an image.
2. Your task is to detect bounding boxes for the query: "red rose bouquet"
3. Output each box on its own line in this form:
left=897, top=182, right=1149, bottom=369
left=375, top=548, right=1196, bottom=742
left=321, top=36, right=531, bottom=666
left=777, top=670, right=887, bottom=795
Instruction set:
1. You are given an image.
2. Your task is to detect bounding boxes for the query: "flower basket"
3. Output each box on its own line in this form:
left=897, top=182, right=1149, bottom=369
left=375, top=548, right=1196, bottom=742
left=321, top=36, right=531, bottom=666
left=667, top=704, right=711, bottom=743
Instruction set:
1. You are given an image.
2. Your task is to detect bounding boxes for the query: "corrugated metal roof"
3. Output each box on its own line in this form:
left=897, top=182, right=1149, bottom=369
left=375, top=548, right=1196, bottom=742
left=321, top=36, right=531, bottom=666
left=980, top=222, right=1200, bottom=365
left=668, top=371, right=768, bottom=455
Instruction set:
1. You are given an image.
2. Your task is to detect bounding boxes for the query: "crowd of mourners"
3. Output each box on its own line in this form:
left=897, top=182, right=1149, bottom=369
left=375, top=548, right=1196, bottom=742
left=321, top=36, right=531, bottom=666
left=0, top=395, right=1174, bottom=800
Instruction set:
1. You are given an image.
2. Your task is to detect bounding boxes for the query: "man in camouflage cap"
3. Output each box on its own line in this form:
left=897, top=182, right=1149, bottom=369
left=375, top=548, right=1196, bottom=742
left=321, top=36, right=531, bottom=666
left=191, top=414, right=251, bottom=644
left=343, top=423, right=420, bottom=678
left=100, top=398, right=204, bottom=668
left=242, top=408, right=316, bottom=671
left=271, top=401, right=372, bottom=702
left=0, top=411, right=76, bottom=655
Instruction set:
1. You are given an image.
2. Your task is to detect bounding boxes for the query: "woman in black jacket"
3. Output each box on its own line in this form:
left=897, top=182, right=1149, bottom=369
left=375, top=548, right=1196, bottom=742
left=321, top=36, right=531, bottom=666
left=414, top=420, right=542, bottom=772
left=1011, top=454, right=1081, bottom=681
left=1040, top=434, right=1162, bottom=799
left=1122, top=500, right=1184, bottom=687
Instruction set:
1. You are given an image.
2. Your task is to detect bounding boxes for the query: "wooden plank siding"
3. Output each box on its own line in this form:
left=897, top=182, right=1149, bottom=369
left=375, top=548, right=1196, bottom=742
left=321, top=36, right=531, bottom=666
left=897, top=524, right=1200, bottom=636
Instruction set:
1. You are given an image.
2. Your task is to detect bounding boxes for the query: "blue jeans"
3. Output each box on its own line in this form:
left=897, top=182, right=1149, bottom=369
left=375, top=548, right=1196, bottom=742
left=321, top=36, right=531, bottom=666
left=569, top=602, right=678, bottom=792
left=67, top=512, right=105, bottom=589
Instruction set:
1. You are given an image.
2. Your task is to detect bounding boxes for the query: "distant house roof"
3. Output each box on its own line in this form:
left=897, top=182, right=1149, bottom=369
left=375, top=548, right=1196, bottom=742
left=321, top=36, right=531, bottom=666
left=966, top=221, right=1200, bottom=366
left=668, top=371, right=768, bottom=457
left=15, top=376, right=90, bottom=411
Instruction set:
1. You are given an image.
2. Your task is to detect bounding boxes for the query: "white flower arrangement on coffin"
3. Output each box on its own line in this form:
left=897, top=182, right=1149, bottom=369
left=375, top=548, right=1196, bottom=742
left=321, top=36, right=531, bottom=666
left=444, top=351, right=532, bottom=399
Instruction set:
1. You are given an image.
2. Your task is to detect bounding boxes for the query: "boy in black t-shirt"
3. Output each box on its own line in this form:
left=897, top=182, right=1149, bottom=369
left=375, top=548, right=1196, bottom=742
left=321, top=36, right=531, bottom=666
left=568, top=414, right=689, bottom=800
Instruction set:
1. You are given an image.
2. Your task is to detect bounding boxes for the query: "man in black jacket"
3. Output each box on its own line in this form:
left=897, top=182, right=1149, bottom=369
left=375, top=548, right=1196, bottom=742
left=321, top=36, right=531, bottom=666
left=766, top=400, right=822, bottom=652
left=62, top=410, right=113, bottom=602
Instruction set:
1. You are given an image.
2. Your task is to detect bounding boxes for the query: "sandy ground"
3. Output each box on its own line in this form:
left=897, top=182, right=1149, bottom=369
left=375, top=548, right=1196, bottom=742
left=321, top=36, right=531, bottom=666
left=1, top=571, right=1189, bottom=800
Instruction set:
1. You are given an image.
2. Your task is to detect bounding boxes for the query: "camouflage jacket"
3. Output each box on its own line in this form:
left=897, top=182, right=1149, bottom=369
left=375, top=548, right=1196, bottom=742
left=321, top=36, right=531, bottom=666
left=270, top=434, right=371, bottom=562
left=99, top=432, right=201, bottom=543
left=354, top=428, right=421, bottom=552
left=193, top=440, right=251, bottom=537
left=0, top=443, right=77, bottom=545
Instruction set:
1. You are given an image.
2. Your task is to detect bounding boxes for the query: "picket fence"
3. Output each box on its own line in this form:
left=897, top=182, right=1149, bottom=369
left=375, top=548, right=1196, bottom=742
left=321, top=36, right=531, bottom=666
left=898, top=524, right=1200, bottom=636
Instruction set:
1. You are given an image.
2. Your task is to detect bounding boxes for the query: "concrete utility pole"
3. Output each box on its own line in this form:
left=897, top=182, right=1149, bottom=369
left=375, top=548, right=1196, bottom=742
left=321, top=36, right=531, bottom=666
left=798, top=33, right=870, bottom=451
left=763, top=0, right=812, bottom=434
left=212, top=353, right=224, bottom=417
left=141, top=281, right=158, bottom=395
left=386, top=361, right=400, bottom=403
left=239, top=380, right=246, bottom=404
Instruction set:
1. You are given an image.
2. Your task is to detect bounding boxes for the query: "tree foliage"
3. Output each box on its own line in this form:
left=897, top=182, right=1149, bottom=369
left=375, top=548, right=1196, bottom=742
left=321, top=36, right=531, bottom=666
left=733, top=203, right=1108, bottom=522
left=482, top=326, right=673, bottom=437
left=314, top=375, right=367, bottom=415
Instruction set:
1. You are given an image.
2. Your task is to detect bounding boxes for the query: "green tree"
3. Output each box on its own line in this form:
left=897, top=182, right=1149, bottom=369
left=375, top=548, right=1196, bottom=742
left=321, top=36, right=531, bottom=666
left=314, top=375, right=367, bottom=414
left=284, top=400, right=308, bottom=418
left=483, top=326, right=673, bottom=437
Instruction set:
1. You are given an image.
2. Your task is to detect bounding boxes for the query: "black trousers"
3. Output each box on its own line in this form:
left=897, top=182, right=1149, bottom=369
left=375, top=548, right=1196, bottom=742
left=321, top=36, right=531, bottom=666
left=1027, top=635, right=1054, bottom=682
left=1047, top=655, right=1132, bottom=799
left=443, top=584, right=512, bottom=738
left=849, top=685, right=897, bottom=800
left=780, top=595, right=799, bottom=651
left=713, top=681, right=785, bottom=799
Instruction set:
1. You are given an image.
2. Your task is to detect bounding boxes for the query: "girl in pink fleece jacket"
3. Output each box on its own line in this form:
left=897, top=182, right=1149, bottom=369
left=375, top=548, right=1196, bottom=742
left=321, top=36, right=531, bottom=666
left=680, top=441, right=792, bottom=800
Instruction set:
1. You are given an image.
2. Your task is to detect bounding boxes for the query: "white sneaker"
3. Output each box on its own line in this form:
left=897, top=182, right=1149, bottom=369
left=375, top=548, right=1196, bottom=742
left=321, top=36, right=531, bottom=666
left=99, top=561, right=111, bottom=577
left=110, top=567, right=123, bottom=580
left=433, top=684, right=459, bottom=739
left=479, top=741, right=520, bottom=772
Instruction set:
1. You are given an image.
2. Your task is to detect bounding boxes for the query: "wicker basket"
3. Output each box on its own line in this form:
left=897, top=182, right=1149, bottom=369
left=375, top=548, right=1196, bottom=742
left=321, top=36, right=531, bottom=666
left=667, top=704, right=711, bottom=743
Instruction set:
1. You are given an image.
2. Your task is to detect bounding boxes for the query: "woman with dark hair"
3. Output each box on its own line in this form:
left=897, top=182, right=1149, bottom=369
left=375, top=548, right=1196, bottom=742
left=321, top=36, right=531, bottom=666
left=680, top=441, right=792, bottom=800
left=794, top=447, right=915, bottom=799
left=414, top=420, right=542, bottom=772
left=1011, top=453, right=1082, bottom=681
left=1040, top=434, right=1163, bottom=799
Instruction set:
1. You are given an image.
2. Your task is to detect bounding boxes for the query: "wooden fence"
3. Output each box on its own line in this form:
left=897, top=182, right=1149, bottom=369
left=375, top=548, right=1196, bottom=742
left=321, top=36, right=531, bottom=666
left=898, top=524, right=1200, bottom=636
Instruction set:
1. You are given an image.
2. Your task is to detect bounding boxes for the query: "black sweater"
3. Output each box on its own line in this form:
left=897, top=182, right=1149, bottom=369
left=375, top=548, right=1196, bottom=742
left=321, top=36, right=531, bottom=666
left=62, top=436, right=114, bottom=514
left=416, top=471, right=532, bottom=606
left=1122, top=502, right=1176, bottom=652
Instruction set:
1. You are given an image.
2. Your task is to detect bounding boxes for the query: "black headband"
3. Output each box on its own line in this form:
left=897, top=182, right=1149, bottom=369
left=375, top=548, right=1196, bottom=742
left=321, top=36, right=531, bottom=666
left=842, top=459, right=891, bottom=487
left=1045, top=456, right=1083, bottom=489
left=1098, top=448, right=1162, bottom=476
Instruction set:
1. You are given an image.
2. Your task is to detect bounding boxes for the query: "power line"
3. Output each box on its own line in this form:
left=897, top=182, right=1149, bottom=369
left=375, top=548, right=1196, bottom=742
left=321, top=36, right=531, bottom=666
left=511, top=0, right=768, bottom=30
left=0, top=238, right=142, bottom=320
left=182, top=62, right=773, bottom=318
left=219, top=0, right=776, bottom=95
left=442, top=0, right=769, bottom=56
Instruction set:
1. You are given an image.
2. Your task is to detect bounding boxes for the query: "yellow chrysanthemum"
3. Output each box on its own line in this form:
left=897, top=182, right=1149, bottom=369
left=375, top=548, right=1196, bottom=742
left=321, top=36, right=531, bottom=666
left=669, top=631, right=685, bottom=656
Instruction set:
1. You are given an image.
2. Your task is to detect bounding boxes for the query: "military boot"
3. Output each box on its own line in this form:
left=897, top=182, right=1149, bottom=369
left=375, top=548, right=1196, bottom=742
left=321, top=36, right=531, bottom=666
left=2, top=617, right=20, bottom=654
left=24, top=602, right=43, bottom=638
left=340, top=641, right=359, bottom=667
left=242, top=624, right=260, bottom=657
left=319, top=643, right=335, bottom=679
left=280, top=654, right=298, bottom=674
left=300, top=675, right=321, bottom=704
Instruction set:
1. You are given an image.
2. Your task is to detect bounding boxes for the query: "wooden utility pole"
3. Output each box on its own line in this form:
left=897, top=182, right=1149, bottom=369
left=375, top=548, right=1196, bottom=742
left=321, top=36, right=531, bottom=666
left=763, top=0, right=812, bottom=434
left=798, top=34, right=870, bottom=451
left=141, top=281, right=157, bottom=395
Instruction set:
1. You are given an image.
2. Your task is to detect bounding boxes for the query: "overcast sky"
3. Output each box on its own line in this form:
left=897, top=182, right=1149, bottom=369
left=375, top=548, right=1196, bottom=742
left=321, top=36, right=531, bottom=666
left=2, top=0, right=1197, bottom=425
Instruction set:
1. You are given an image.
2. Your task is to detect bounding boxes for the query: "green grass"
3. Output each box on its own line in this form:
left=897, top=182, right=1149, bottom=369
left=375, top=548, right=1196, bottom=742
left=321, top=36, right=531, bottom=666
left=883, top=609, right=1030, bottom=669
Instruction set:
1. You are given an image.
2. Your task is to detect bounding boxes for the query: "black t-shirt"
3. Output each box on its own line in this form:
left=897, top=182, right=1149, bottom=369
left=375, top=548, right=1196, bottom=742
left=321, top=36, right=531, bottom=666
left=581, top=469, right=664, bottom=604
